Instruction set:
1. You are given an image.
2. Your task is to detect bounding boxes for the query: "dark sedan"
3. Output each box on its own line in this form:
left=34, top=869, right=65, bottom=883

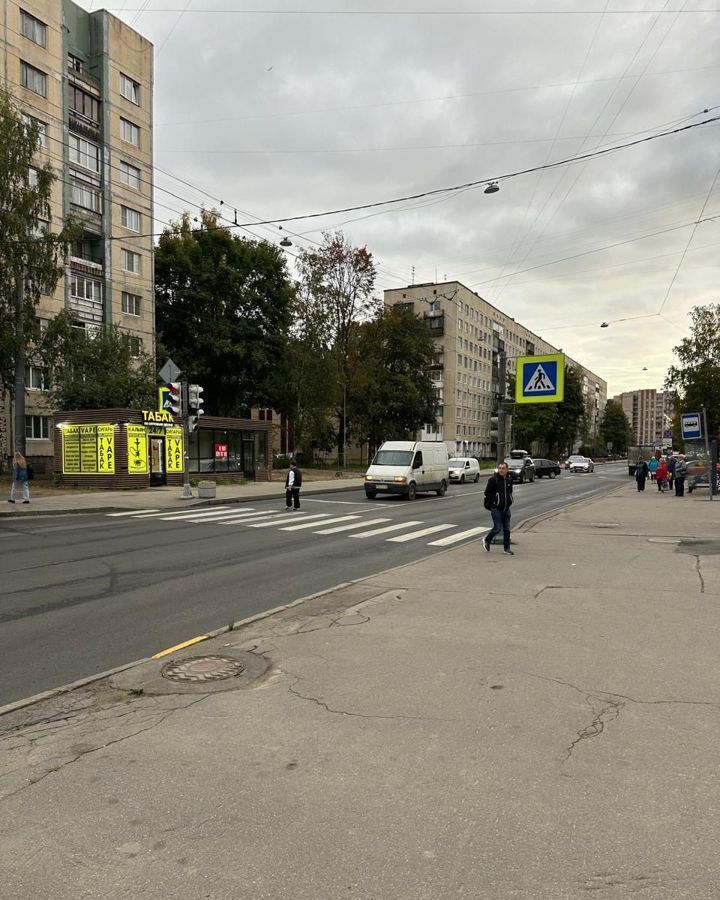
left=534, top=458, right=561, bottom=478
left=504, top=456, right=536, bottom=484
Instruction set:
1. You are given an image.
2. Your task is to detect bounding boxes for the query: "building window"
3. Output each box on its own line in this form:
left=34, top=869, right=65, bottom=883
left=128, top=335, right=142, bottom=357
left=25, top=365, right=47, bottom=390
left=68, top=53, right=84, bottom=73
left=20, top=61, right=47, bottom=97
left=120, top=73, right=140, bottom=105
left=119, top=160, right=141, bottom=189
left=121, top=206, right=141, bottom=232
left=30, top=218, right=48, bottom=238
left=70, top=171, right=102, bottom=212
left=28, top=167, right=39, bottom=188
left=70, top=274, right=102, bottom=303
left=21, top=114, right=48, bottom=148
left=121, top=249, right=141, bottom=274
left=121, top=291, right=141, bottom=316
left=69, top=85, right=100, bottom=122
left=25, top=415, right=49, bottom=440
left=20, top=10, right=47, bottom=47
left=120, top=118, right=140, bottom=147
left=69, top=135, right=100, bottom=172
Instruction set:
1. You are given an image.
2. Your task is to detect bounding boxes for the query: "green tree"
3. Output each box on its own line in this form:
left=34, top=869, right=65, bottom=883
left=666, top=303, right=720, bottom=440
left=39, top=312, right=156, bottom=410
left=599, top=400, right=633, bottom=454
left=155, top=211, right=295, bottom=416
left=348, top=306, right=437, bottom=451
left=0, top=89, right=70, bottom=406
left=509, top=365, right=585, bottom=455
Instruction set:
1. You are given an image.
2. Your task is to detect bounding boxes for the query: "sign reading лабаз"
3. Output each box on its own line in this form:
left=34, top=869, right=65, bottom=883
left=680, top=413, right=702, bottom=440
left=62, top=425, right=115, bottom=474
left=515, top=354, right=565, bottom=404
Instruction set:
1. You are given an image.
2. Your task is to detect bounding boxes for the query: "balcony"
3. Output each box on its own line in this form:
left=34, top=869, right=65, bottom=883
left=69, top=294, right=103, bottom=325
left=424, top=313, right=445, bottom=337
left=69, top=255, right=103, bottom=276
left=70, top=204, right=102, bottom=236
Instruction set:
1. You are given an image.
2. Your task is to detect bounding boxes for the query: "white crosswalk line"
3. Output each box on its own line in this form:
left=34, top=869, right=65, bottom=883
left=312, top=517, right=390, bottom=535
left=280, top=514, right=362, bottom=532
left=157, top=508, right=254, bottom=522
left=106, top=509, right=159, bottom=516
left=131, top=506, right=232, bottom=519
left=387, top=523, right=456, bottom=543
left=428, top=525, right=489, bottom=546
left=248, top=513, right=332, bottom=529
left=215, top=510, right=286, bottom=524
left=350, top=520, right=423, bottom=538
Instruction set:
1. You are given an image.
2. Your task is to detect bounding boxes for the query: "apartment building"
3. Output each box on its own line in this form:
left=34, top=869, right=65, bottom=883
left=385, top=281, right=607, bottom=457
left=0, top=0, right=153, bottom=464
left=612, top=389, right=674, bottom=447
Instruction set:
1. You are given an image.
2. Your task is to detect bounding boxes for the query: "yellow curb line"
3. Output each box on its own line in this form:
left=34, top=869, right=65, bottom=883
left=152, top=634, right=209, bottom=659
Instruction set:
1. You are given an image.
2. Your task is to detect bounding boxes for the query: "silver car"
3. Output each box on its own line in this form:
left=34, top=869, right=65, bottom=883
left=569, top=456, right=594, bottom=473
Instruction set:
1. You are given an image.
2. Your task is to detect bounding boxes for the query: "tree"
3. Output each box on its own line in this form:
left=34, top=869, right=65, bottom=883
left=155, top=211, right=295, bottom=416
left=348, top=307, right=437, bottom=451
left=39, top=312, right=156, bottom=410
left=599, top=400, right=633, bottom=454
left=666, top=303, right=720, bottom=440
left=509, top=365, right=586, bottom=455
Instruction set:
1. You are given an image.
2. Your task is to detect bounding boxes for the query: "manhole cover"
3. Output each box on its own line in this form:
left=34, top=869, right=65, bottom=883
left=162, top=655, right=246, bottom=683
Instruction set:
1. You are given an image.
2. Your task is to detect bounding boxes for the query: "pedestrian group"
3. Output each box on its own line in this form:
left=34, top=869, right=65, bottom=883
left=635, top=450, right=688, bottom=496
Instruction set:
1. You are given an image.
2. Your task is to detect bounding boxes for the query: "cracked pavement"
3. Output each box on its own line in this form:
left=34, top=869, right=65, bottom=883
left=2, top=488, right=720, bottom=899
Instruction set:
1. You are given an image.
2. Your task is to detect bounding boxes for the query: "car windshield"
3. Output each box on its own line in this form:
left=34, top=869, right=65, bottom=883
left=449, top=459, right=467, bottom=466
left=505, top=458, right=524, bottom=468
left=373, top=450, right=413, bottom=466
left=569, top=456, right=584, bottom=462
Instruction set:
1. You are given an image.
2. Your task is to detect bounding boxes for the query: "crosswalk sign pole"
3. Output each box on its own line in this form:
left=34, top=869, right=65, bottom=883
left=181, top=381, right=193, bottom=500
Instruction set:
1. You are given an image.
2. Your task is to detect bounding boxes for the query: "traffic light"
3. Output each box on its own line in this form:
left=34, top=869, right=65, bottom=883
left=166, top=382, right=181, bottom=415
left=188, top=384, right=204, bottom=417
left=187, top=414, right=199, bottom=434
left=489, top=415, right=499, bottom=441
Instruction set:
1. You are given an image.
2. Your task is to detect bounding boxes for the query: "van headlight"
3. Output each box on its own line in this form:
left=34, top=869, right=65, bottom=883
left=365, top=475, right=374, bottom=482
left=393, top=476, right=407, bottom=483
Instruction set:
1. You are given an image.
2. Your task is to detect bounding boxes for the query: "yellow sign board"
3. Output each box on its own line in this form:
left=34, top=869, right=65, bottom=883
left=142, top=409, right=175, bottom=426
left=166, top=426, right=184, bottom=473
left=62, top=425, right=81, bottom=473
left=61, top=424, right=115, bottom=474
left=97, top=425, right=115, bottom=474
left=515, top=353, right=565, bottom=404
left=127, top=424, right=149, bottom=474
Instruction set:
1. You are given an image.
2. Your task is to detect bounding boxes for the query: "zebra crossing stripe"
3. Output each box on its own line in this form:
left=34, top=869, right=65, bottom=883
left=350, top=520, right=423, bottom=538
left=131, top=506, right=232, bottom=519
left=280, top=514, right=362, bottom=532
left=387, top=523, right=456, bottom=543
left=248, top=513, right=332, bottom=529
left=428, top=526, right=489, bottom=547
left=312, top=517, right=390, bottom=535
left=215, top=510, right=286, bottom=524
left=157, top=508, right=253, bottom=522
left=106, top=509, right=160, bottom=516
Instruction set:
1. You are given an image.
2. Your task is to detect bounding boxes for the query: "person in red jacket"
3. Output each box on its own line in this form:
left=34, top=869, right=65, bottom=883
left=656, top=459, right=668, bottom=492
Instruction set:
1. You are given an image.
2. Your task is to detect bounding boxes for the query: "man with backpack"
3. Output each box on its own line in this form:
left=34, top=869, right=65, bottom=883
left=483, top=461, right=514, bottom=555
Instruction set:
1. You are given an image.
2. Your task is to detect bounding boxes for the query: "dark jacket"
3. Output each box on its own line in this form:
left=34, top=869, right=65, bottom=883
left=285, top=466, right=302, bottom=489
left=635, top=460, right=648, bottom=480
left=484, top=472, right=513, bottom=512
left=667, top=457, right=677, bottom=474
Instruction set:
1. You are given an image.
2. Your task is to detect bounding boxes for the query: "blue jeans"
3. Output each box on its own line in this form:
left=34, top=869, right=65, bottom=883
left=487, top=508, right=511, bottom=549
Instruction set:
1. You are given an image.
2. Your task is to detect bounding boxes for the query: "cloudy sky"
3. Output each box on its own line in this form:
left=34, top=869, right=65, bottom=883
left=91, top=0, right=718, bottom=396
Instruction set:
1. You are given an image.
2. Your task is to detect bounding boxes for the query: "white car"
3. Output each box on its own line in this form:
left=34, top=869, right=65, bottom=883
left=448, top=457, right=480, bottom=483
left=569, top=456, right=594, bottom=473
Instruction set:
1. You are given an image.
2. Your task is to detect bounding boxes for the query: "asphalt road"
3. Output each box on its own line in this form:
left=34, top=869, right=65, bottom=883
left=0, top=463, right=627, bottom=706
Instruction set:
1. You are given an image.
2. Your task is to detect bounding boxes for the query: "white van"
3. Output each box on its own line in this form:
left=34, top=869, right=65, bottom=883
left=364, top=441, right=450, bottom=500
left=448, top=457, right=481, bottom=483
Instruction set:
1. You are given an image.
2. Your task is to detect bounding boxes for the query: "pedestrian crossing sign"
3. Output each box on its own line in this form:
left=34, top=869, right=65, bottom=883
left=515, top=353, right=565, bottom=404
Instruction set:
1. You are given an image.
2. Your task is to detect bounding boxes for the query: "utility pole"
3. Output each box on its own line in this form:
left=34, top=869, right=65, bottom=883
left=702, top=405, right=714, bottom=501
left=496, top=349, right=507, bottom=465
left=13, top=278, right=26, bottom=455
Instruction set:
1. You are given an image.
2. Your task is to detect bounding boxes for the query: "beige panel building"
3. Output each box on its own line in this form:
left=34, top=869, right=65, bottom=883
left=612, top=389, right=674, bottom=447
left=0, top=0, right=153, bottom=464
left=385, top=281, right=607, bottom=457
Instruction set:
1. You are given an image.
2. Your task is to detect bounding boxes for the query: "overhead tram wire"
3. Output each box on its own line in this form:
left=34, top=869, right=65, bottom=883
left=103, top=7, right=720, bottom=16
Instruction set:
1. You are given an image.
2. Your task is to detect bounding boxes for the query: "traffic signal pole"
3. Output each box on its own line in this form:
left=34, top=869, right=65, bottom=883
left=496, top=350, right=508, bottom=465
left=181, top=381, right=193, bottom=499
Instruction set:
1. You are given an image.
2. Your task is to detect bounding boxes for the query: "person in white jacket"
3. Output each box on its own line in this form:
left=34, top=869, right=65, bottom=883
left=284, top=461, right=302, bottom=510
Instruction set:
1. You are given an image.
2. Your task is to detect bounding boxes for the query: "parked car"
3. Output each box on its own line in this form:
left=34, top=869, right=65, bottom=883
left=504, top=455, right=535, bottom=484
left=569, top=456, right=594, bottom=473
left=533, top=458, right=561, bottom=478
left=448, top=457, right=481, bottom=483
left=686, top=460, right=720, bottom=493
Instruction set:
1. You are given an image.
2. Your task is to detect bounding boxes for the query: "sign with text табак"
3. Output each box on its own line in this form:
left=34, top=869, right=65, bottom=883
left=515, top=353, right=565, bottom=404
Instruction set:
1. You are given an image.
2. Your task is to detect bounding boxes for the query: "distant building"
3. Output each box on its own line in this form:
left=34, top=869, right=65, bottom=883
left=0, top=0, right=154, bottom=465
left=385, top=281, right=607, bottom=457
left=612, top=389, right=675, bottom=446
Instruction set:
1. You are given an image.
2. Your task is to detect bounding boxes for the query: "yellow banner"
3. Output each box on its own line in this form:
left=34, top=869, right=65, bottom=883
left=166, top=426, right=184, bottom=473
left=97, top=425, right=115, bottom=474
left=62, top=426, right=81, bottom=474
left=127, top=424, right=148, bottom=474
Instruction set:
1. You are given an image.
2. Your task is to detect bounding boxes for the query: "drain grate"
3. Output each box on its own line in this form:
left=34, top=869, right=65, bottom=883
left=162, top=654, right=246, bottom=683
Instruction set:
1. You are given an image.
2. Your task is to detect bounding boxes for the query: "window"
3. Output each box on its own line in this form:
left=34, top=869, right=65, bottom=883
left=25, top=415, right=49, bottom=440
left=20, top=10, right=47, bottom=47
left=30, top=219, right=48, bottom=238
left=119, top=160, right=141, bottom=189
left=121, top=206, right=140, bottom=232
left=120, top=73, right=140, bottom=104
left=68, top=53, right=84, bottom=73
left=120, top=118, right=139, bottom=147
left=28, top=167, right=39, bottom=188
left=69, top=85, right=100, bottom=122
left=20, top=61, right=47, bottom=97
left=121, top=291, right=141, bottom=316
left=70, top=171, right=101, bottom=212
left=70, top=274, right=102, bottom=303
left=69, top=135, right=100, bottom=172
left=25, top=365, right=47, bottom=390
left=22, top=114, right=48, bottom=148
left=128, top=335, right=142, bottom=357
left=121, top=249, right=141, bottom=274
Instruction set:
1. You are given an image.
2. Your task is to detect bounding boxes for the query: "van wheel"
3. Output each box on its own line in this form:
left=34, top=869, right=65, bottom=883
left=436, top=480, right=447, bottom=497
left=460, top=474, right=465, bottom=484
left=474, top=474, right=479, bottom=483
left=407, top=483, right=417, bottom=501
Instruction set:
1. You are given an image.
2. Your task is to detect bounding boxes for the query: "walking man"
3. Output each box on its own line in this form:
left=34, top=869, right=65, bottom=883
left=675, top=454, right=688, bottom=496
left=635, top=457, right=648, bottom=491
left=666, top=452, right=676, bottom=491
left=483, top=461, right=514, bottom=555
left=284, top=460, right=302, bottom=510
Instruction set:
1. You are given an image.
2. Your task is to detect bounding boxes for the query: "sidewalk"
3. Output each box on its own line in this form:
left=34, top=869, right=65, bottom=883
left=1, top=485, right=719, bottom=899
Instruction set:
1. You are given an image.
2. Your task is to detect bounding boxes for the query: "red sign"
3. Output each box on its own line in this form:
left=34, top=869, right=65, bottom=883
left=214, top=443, right=228, bottom=460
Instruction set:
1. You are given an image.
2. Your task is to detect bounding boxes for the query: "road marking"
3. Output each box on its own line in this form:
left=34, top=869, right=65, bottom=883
left=106, top=509, right=160, bottom=517
left=131, top=506, right=232, bottom=519
left=215, top=510, right=286, bottom=524
left=350, top=520, right=423, bottom=538
left=312, top=517, right=390, bottom=534
left=157, top=508, right=254, bottom=522
left=152, top=634, right=209, bottom=659
left=248, top=513, right=332, bottom=529
left=387, top=523, right=456, bottom=542
left=428, top=525, right=489, bottom=546
left=301, top=498, right=369, bottom=505
left=280, top=514, right=362, bottom=531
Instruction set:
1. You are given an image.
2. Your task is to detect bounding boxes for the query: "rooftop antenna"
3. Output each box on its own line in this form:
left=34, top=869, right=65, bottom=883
left=411, top=266, right=415, bottom=285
